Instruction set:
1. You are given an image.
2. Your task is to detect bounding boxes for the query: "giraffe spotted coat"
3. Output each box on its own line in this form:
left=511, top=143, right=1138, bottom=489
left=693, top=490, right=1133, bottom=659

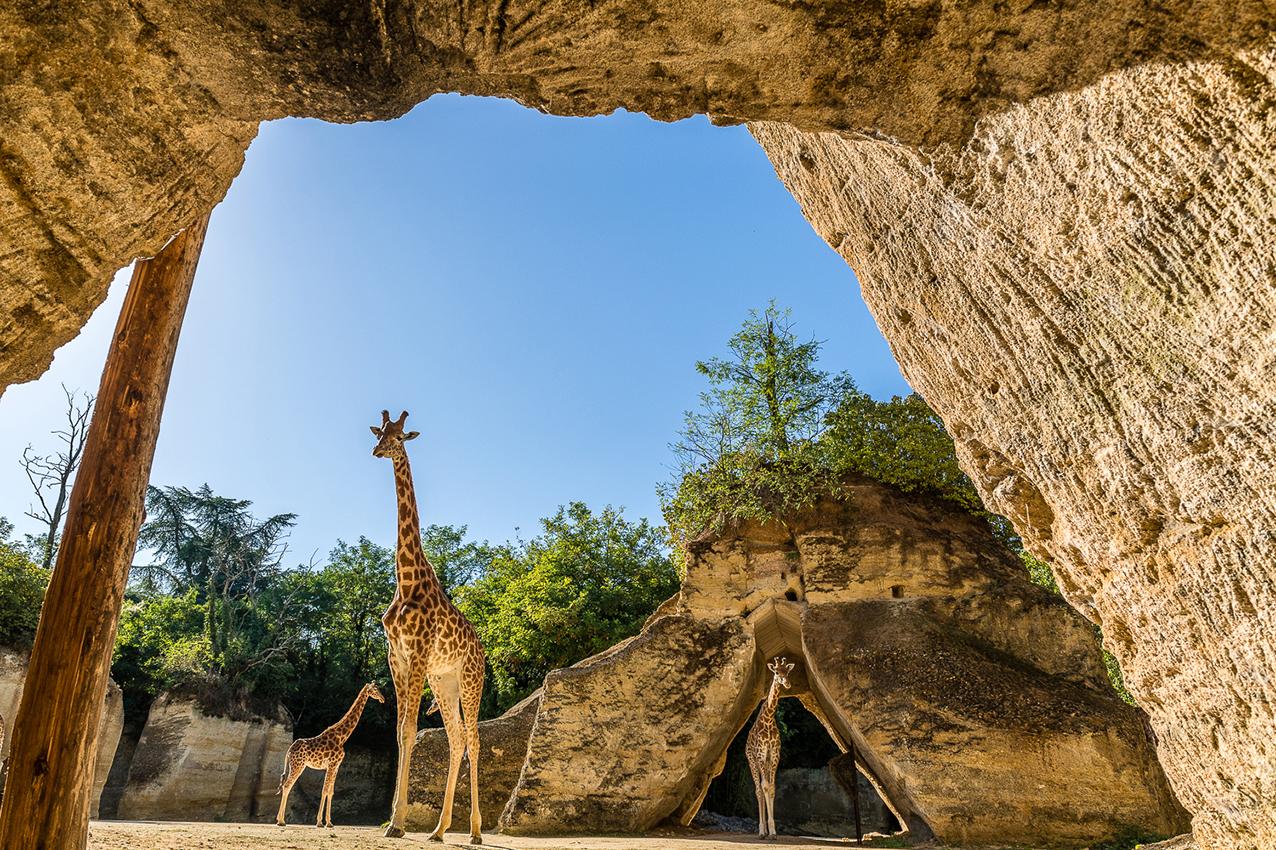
left=372, top=410, right=487, bottom=844
left=746, top=657, right=793, bottom=840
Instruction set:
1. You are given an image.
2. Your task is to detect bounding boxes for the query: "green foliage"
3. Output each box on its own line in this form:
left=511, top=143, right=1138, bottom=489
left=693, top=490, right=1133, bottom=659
left=1022, top=550, right=1060, bottom=594
left=458, top=502, right=678, bottom=714
left=111, top=483, right=672, bottom=736
left=661, top=302, right=995, bottom=547
left=0, top=526, right=50, bottom=648
left=823, top=391, right=982, bottom=512
left=113, top=589, right=213, bottom=696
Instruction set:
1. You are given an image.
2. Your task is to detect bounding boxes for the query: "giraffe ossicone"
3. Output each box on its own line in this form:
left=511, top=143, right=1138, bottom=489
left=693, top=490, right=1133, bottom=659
left=276, top=681, right=385, bottom=828
left=372, top=410, right=486, bottom=844
left=747, top=656, right=795, bottom=840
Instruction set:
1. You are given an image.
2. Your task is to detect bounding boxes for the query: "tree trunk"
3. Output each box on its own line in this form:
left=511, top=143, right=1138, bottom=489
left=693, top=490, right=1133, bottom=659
left=0, top=213, right=210, bottom=849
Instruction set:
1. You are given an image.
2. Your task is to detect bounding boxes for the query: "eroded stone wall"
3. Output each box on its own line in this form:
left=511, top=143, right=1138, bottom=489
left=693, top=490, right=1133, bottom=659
left=752, top=56, right=1276, bottom=845
left=0, top=648, right=123, bottom=817
left=116, top=694, right=290, bottom=822
left=462, top=482, right=1186, bottom=843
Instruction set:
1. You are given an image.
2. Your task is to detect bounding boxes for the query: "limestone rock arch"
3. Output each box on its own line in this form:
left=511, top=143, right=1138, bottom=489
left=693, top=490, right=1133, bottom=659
left=1, top=6, right=1274, bottom=846
left=411, top=481, right=1185, bottom=845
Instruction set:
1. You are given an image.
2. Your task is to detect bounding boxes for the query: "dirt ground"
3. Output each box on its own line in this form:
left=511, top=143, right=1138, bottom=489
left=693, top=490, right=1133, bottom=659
left=86, top=821, right=881, bottom=850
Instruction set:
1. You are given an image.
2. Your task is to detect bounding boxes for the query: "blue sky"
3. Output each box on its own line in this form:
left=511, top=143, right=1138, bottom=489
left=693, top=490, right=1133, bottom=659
left=0, top=95, right=908, bottom=564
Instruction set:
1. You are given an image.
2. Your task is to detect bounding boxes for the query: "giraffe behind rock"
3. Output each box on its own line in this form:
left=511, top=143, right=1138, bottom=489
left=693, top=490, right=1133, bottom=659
left=276, top=682, right=385, bottom=828
left=746, top=656, right=794, bottom=840
left=371, top=410, right=486, bottom=843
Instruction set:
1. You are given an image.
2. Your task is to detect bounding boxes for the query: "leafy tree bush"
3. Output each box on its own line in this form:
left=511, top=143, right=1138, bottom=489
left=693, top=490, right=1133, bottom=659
left=0, top=523, right=50, bottom=648
left=660, top=302, right=996, bottom=548
left=457, top=502, right=678, bottom=714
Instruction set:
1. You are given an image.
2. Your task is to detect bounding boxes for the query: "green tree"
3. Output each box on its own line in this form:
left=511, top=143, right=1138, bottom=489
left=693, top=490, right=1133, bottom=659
left=113, top=589, right=212, bottom=698
left=661, top=303, right=852, bottom=548
left=661, top=303, right=1014, bottom=548
left=458, top=503, right=678, bottom=713
left=679, top=301, right=844, bottom=463
left=0, top=521, right=50, bottom=648
left=823, top=391, right=982, bottom=511
left=134, top=484, right=297, bottom=682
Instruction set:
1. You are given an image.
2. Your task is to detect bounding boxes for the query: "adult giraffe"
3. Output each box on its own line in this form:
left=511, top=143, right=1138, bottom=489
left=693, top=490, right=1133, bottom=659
left=371, top=410, right=485, bottom=843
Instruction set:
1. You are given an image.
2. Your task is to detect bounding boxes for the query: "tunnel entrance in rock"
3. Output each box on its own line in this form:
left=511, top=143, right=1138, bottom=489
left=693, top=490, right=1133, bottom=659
left=698, top=695, right=901, bottom=839
left=682, top=599, right=918, bottom=841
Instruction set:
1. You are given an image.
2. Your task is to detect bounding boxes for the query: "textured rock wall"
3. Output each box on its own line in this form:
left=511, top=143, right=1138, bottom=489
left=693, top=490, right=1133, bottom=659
left=0, top=1, right=1269, bottom=390
left=702, top=488, right=1186, bottom=844
left=752, top=55, right=1276, bottom=846
left=487, top=482, right=1185, bottom=843
left=2, top=3, right=1273, bottom=848
left=500, top=614, right=760, bottom=834
left=0, top=648, right=123, bottom=817
left=407, top=690, right=541, bottom=831
left=116, top=694, right=291, bottom=822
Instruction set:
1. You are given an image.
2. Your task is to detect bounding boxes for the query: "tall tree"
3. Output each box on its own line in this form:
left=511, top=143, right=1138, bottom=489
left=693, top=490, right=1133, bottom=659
left=20, top=385, right=94, bottom=569
left=133, top=484, right=297, bottom=680
left=676, top=301, right=845, bottom=469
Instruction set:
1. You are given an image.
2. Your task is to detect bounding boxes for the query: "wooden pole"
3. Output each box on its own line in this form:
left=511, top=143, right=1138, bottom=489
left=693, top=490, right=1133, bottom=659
left=0, top=213, right=211, bottom=849
left=849, top=735, right=863, bottom=844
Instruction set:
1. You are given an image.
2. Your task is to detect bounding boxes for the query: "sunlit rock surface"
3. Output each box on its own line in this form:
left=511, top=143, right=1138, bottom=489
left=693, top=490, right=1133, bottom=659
left=443, top=482, right=1186, bottom=843
left=0, top=648, right=123, bottom=817
left=753, top=61, right=1276, bottom=844
left=116, top=694, right=291, bottom=822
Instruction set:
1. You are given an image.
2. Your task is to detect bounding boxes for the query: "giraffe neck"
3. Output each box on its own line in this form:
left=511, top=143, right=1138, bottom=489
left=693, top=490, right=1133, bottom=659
left=331, top=689, right=370, bottom=741
left=390, top=452, right=446, bottom=601
left=760, top=677, right=783, bottom=723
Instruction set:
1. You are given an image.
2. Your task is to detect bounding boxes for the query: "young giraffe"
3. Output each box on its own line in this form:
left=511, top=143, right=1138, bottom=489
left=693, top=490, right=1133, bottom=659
left=276, top=682, right=385, bottom=827
left=371, top=410, right=486, bottom=843
left=746, top=656, right=794, bottom=841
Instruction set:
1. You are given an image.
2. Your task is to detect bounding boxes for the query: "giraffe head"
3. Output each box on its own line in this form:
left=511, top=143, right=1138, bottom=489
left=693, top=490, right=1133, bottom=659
left=364, top=681, right=386, bottom=703
left=370, top=410, right=419, bottom=460
left=768, top=656, right=795, bottom=689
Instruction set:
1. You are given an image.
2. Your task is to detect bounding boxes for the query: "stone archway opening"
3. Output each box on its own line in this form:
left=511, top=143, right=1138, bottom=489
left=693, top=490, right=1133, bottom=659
left=678, top=599, right=928, bottom=842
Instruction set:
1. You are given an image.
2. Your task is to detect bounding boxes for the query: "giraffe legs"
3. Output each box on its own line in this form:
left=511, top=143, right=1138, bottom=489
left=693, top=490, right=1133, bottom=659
left=763, top=772, right=778, bottom=839
left=428, top=674, right=464, bottom=843
left=317, top=759, right=342, bottom=828
left=461, top=655, right=484, bottom=845
left=386, top=651, right=425, bottom=838
left=750, top=765, right=766, bottom=838
left=276, top=754, right=306, bottom=826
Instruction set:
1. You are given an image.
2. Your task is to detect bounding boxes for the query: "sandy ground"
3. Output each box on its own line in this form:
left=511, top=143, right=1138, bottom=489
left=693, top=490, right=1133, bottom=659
left=86, top=821, right=882, bottom=850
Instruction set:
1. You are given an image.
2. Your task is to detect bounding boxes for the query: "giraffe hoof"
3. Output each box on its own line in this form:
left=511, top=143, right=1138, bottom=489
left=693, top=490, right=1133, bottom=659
left=385, top=825, right=406, bottom=838
left=470, top=835, right=483, bottom=845
left=427, top=833, right=444, bottom=843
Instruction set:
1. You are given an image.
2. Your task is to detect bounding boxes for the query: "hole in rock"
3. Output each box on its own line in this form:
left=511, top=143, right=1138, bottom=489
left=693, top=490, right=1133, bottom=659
left=698, top=683, right=900, bottom=839
left=891, top=584, right=905, bottom=598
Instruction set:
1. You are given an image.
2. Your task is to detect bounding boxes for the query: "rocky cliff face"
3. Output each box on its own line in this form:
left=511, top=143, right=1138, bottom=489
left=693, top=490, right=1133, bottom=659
left=116, top=694, right=291, bottom=822
left=0, top=648, right=123, bottom=817
left=751, top=86, right=1276, bottom=846
left=441, top=480, right=1186, bottom=844
left=2, top=5, right=1272, bottom=848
